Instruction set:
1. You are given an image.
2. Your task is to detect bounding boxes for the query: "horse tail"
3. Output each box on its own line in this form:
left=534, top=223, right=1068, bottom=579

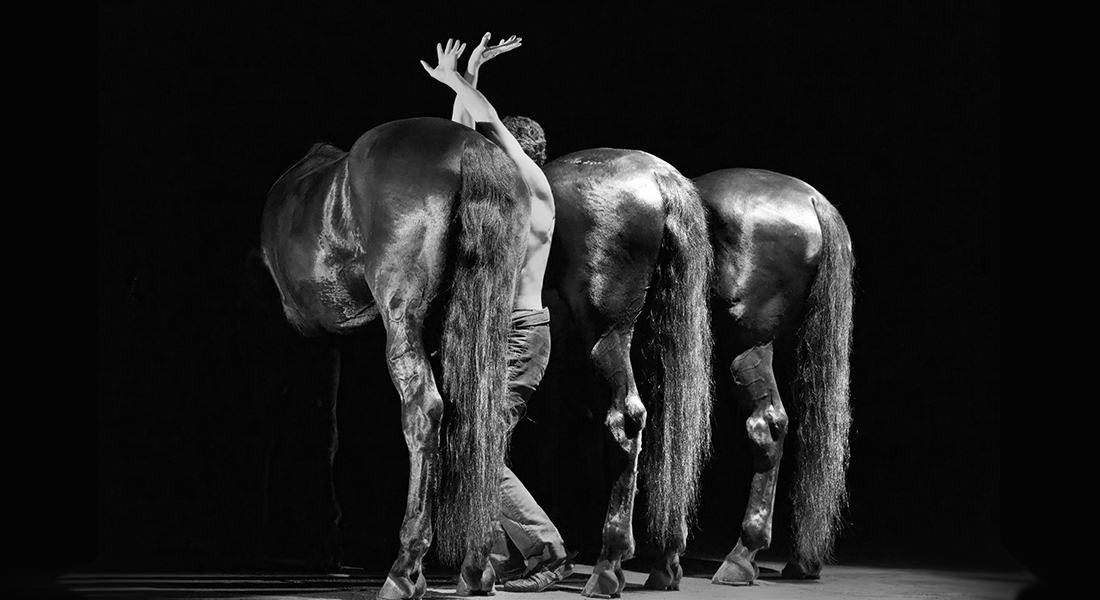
left=434, top=136, right=527, bottom=566
left=790, top=193, right=855, bottom=566
left=640, top=170, right=716, bottom=546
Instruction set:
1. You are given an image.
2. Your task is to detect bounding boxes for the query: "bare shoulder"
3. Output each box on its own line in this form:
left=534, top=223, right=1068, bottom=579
left=522, top=161, right=554, bottom=204
left=477, top=120, right=553, bottom=205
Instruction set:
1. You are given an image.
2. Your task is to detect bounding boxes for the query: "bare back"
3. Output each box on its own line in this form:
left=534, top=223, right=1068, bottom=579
left=477, top=121, right=555, bottom=309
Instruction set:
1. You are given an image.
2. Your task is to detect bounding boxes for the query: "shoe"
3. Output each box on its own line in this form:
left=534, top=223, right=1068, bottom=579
left=495, top=564, right=527, bottom=585
left=501, top=552, right=576, bottom=593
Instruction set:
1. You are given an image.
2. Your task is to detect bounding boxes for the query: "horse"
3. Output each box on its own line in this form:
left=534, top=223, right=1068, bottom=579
left=643, top=167, right=856, bottom=588
left=541, top=156, right=854, bottom=593
left=540, top=148, right=715, bottom=598
left=250, top=116, right=530, bottom=599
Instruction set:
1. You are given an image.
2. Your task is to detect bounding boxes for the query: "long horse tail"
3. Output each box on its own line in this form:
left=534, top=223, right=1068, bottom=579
left=434, top=136, right=527, bottom=566
left=640, top=169, right=716, bottom=547
left=790, top=192, right=855, bottom=566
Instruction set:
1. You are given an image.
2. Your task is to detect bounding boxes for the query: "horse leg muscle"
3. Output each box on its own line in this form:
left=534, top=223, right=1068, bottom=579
left=583, top=327, right=645, bottom=599
left=713, top=342, right=788, bottom=586
left=378, top=313, right=443, bottom=600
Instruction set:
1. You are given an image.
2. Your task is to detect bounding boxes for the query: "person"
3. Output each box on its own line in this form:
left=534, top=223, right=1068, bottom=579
left=422, top=35, right=573, bottom=593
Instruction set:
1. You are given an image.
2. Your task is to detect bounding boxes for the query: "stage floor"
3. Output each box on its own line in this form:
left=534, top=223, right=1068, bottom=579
left=48, top=559, right=1034, bottom=600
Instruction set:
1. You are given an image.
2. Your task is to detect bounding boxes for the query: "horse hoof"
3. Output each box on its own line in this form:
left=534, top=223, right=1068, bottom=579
left=643, top=562, right=682, bottom=590
left=782, top=560, right=822, bottom=580
left=582, top=560, right=625, bottom=598
left=378, top=572, right=426, bottom=600
left=642, top=576, right=677, bottom=590
left=711, top=556, right=759, bottom=586
left=455, top=587, right=495, bottom=597
left=455, top=551, right=496, bottom=596
left=456, top=566, right=496, bottom=596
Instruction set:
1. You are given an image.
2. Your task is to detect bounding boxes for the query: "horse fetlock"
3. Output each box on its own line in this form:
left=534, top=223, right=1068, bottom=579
left=406, top=535, right=432, bottom=557
left=740, top=510, right=773, bottom=550
left=601, top=525, right=636, bottom=560
left=644, top=552, right=683, bottom=590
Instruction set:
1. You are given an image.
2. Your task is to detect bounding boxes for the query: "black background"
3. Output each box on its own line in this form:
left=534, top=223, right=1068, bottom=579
left=88, top=0, right=1003, bottom=587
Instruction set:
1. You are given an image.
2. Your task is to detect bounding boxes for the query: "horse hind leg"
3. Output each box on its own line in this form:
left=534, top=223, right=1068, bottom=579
left=582, top=326, right=645, bottom=599
left=377, top=311, right=443, bottom=600
left=261, top=334, right=343, bottom=569
left=712, top=342, right=789, bottom=586
left=643, top=517, right=687, bottom=591
left=299, top=338, right=343, bottom=571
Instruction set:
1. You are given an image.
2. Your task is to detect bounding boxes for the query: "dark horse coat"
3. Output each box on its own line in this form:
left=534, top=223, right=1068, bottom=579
left=258, top=116, right=529, bottom=599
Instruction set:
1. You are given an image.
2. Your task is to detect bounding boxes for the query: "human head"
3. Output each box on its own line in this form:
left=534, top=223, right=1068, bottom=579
left=502, top=115, right=547, bottom=167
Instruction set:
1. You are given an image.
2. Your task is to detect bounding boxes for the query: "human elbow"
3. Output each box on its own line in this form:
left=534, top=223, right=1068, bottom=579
left=475, top=105, right=500, bottom=124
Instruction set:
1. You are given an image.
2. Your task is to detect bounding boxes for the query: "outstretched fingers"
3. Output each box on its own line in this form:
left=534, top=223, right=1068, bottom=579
left=441, top=38, right=466, bottom=58
left=422, top=38, right=466, bottom=79
left=485, top=34, right=521, bottom=60
left=467, top=32, right=523, bottom=70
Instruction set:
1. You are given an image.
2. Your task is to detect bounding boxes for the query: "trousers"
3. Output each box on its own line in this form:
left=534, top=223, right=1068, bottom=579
left=490, top=307, right=567, bottom=575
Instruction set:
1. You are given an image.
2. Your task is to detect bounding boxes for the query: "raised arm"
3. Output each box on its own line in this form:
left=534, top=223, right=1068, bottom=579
left=448, top=33, right=522, bottom=128
left=422, top=38, right=551, bottom=200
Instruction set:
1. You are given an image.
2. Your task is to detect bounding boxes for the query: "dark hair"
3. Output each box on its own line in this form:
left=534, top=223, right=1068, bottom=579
left=502, top=115, right=547, bottom=167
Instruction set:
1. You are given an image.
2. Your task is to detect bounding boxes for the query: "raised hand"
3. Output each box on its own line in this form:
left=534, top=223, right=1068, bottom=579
left=467, top=32, right=522, bottom=73
left=420, top=38, right=467, bottom=82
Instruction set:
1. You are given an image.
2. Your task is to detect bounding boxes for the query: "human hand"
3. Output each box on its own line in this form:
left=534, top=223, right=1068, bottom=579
left=420, top=38, right=467, bottom=82
left=467, top=32, right=522, bottom=73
